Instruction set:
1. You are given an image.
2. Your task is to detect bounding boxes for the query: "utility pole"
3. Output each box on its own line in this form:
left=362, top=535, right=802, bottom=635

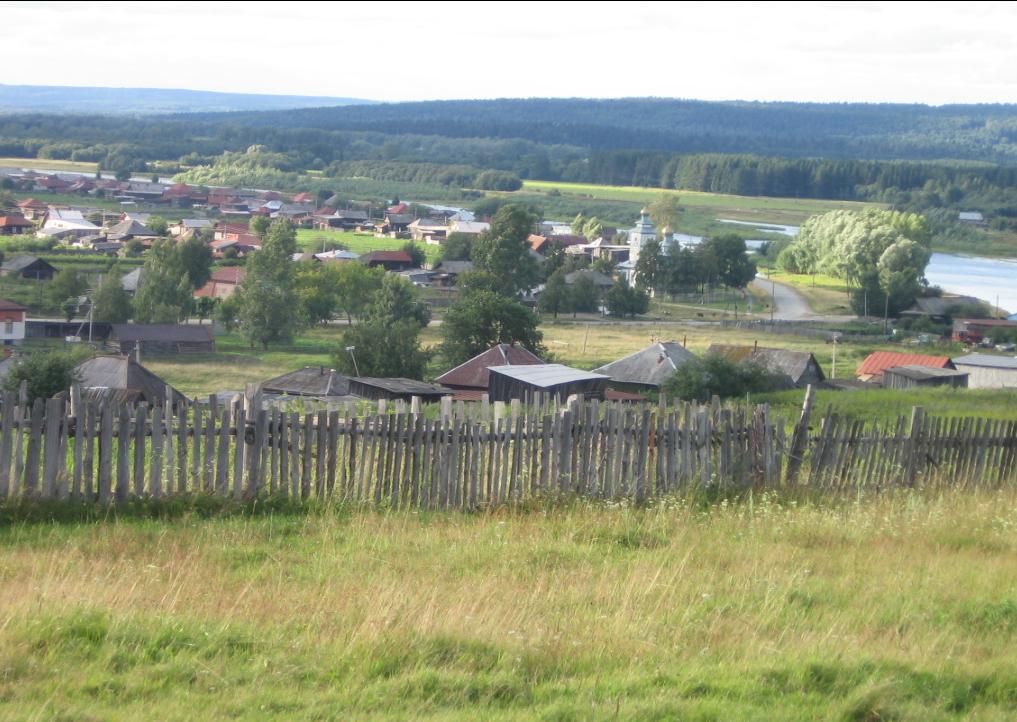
left=883, top=293, right=890, bottom=338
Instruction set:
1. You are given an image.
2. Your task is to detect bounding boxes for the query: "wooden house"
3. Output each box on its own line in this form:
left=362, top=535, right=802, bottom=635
left=108, top=324, right=215, bottom=356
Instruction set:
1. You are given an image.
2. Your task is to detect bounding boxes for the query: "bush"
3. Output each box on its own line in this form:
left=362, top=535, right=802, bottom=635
left=663, top=354, right=784, bottom=402
left=2, top=349, right=87, bottom=403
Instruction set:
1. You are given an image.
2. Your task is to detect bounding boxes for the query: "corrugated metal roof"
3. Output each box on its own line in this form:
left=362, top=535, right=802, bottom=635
left=856, top=351, right=953, bottom=377
left=351, top=377, right=451, bottom=395
left=952, top=353, right=1017, bottom=370
left=260, top=366, right=351, bottom=396
left=884, top=365, right=970, bottom=381
left=75, top=356, right=187, bottom=406
left=487, top=364, right=608, bottom=388
left=435, top=344, right=545, bottom=388
left=593, top=341, right=696, bottom=386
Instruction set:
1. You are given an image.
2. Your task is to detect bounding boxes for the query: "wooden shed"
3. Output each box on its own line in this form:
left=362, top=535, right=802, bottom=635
left=882, top=365, right=969, bottom=390
left=347, top=377, right=452, bottom=403
left=108, top=324, right=215, bottom=356
left=487, top=364, right=609, bottom=403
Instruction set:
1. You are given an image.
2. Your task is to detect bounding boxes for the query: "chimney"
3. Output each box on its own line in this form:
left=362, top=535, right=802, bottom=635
left=135, top=344, right=142, bottom=365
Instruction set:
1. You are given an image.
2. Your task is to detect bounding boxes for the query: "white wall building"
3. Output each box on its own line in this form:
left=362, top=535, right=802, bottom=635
left=952, top=353, right=1017, bottom=388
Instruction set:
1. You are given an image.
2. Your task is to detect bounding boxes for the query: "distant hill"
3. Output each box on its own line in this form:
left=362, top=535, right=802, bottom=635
left=0, top=84, right=374, bottom=114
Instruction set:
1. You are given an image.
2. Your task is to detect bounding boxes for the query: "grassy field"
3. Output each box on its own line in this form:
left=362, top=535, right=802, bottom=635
left=2, top=492, right=1017, bottom=720
left=0, top=157, right=98, bottom=173
left=763, top=270, right=855, bottom=316
left=294, top=229, right=440, bottom=263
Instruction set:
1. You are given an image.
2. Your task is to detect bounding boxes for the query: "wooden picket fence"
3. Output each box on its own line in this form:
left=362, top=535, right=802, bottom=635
left=0, top=385, right=1015, bottom=507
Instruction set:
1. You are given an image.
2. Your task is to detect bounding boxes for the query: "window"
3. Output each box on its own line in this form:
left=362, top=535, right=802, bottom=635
left=4, top=321, right=12, bottom=335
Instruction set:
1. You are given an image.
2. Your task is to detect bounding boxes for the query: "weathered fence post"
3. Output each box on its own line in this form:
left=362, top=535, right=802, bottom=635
left=784, top=384, right=815, bottom=485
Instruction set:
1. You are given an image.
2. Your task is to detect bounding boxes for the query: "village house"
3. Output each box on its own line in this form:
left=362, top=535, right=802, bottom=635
left=0, top=214, right=33, bottom=235
left=68, top=355, right=188, bottom=407
left=40, top=207, right=100, bottom=238
left=359, top=250, right=414, bottom=271
left=952, top=318, right=1017, bottom=344
left=708, top=344, right=826, bottom=389
left=313, top=209, right=369, bottom=230
left=15, top=198, right=49, bottom=220
left=430, top=260, right=474, bottom=287
left=408, top=217, right=448, bottom=244
left=593, top=341, right=697, bottom=392
left=346, top=377, right=452, bottom=403
left=0, top=255, right=57, bottom=281
left=855, top=351, right=954, bottom=384
left=0, top=299, right=28, bottom=346
left=882, top=365, right=969, bottom=390
left=105, top=218, right=159, bottom=242
left=193, top=267, right=245, bottom=299
left=120, top=268, right=144, bottom=295
left=434, top=343, right=545, bottom=401
left=447, top=219, right=490, bottom=236
left=259, top=366, right=354, bottom=401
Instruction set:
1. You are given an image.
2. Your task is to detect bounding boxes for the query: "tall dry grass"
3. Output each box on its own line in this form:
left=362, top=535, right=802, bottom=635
left=1, top=491, right=1017, bottom=720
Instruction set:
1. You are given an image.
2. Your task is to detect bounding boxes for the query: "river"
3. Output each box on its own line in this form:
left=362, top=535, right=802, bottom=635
left=925, top=253, right=1017, bottom=315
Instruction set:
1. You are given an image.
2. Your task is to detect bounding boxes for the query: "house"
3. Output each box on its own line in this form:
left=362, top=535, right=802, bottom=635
left=378, top=213, right=415, bottom=236
left=213, top=222, right=251, bottom=241
left=487, top=364, right=609, bottom=403
left=431, top=260, right=474, bottom=286
left=855, top=351, right=954, bottom=383
left=528, top=234, right=550, bottom=255
left=120, top=268, right=144, bottom=295
left=41, top=208, right=100, bottom=238
left=448, top=220, right=490, bottom=236
left=313, top=209, right=369, bottom=230
left=163, top=183, right=205, bottom=207
left=0, top=255, right=57, bottom=280
left=15, top=198, right=48, bottom=220
left=708, top=344, right=826, bottom=389
left=435, top=344, right=545, bottom=400
left=408, top=218, right=448, bottom=244
left=951, top=353, right=1017, bottom=389
left=108, top=324, right=215, bottom=356
left=260, top=366, right=353, bottom=399
left=292, top=192, right=316, bottom=204
left=359, top=250, right=414, bottom=271
left=903, top=295, right=983, bottom=322
left=346, top=377, right=452, bottom=403
left=314, top=249, right=360, bottom=263
left=564, top=269, right=615, bottom=290
left=70, top=355, right=188, bottom=407
left=593, top=341, right=697, bottom=391
left=0, top=299, right=27, bottom=346
left=399, top=268, right=436, bottom=286
left=952, top=318, right=1017, bottom=344
left=105, top=218, right=158, bottom=242
left=170, top=219, right=213, bottom=237
left=882, top=365, right=969, bottom=390
left=0, top=214, right=33, bottom=235
left=193, top=267, right=245, bottom=299
left=958, top=211, right=987, bottom=227
left=210, top=235, right=261, bottom=257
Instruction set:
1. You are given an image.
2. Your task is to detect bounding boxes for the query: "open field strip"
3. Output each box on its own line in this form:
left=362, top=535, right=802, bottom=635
left=2, top=492, right=1017, bottom=720
left=0, top=157, right=98, bottom=173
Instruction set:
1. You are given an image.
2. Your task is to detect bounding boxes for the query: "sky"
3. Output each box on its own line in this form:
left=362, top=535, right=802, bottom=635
left=2, top=1, right=1017, bottom=105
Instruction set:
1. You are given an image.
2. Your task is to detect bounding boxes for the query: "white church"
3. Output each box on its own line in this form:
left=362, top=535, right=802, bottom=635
left=620, top=208, right=699, bottom=283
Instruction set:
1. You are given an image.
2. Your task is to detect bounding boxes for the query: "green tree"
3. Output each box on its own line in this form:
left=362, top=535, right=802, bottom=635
left=648, top=193, right=682, bottom=230
left=538, top=268, right=569, bottom=319
left=568, top=273, right=600, bottom=314
left=147, top=215, right=168, bottom=236
left=250, top=215, right=271, bottom=240
left=368, top=273, right=431, bottom=328
left=471, top=205, right=539, bottom=297
left=2, top=350, right=85, bottom=403
left=333, top=262, right=385, bottom=324
left=237, top=219, right=301, bottom=348
left=295, top=261, right=338, bottom=326
left=439, top=232, right=474, bottom=262
left=132, top=239, right=193, bottom=323
left=663, top=354, right=780, bottom=402
left=178, top=235, right=213, bottom=289
left=194, top=296, right=217, bottom=324
left=333, top=321, right=430, bottom=380
left=400, top=241, right=426, bottom=268
left=215, top=293, right=242, bottom=332
left=634, top=239, right=665, bottom=294
left=47, top=268, right=87, bottom=311
left=701, top=234, right=756, bottom=288
left=440, top=289, right=545, bottom=366
left=582, top=216, right=602, bottom=241
left=90, top=269, right=132, bottom=323
left=605, top=278, right=648, bottom=318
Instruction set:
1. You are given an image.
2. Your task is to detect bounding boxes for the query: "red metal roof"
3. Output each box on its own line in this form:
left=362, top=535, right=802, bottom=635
left=435, top=344, right=545, bottom=389
left=210, top=267, right=245, bottom=284
left=0, top=298, right=28, bottom=312
left=16, top=198, right=46, bottom=208
left=856, top=351, right=953, bottom=377
left=0, top=215, right=32, bottom=227
left=292, top=192, right=315, bottom=203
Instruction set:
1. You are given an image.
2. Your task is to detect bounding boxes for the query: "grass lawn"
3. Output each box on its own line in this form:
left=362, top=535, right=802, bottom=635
left=2, top=492, right=1017, bottom=720
left=295, top=229, right=440, bottom=263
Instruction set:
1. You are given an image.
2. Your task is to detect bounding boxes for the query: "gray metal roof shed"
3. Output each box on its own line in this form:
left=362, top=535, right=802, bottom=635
left=487, top=364, right=609, bottom=403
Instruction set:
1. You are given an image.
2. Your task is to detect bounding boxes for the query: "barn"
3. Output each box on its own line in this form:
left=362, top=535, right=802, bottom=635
left=487, top=364, right=609, bottom=403
left=108, top=324, right=215, bottom=356
left=347, top=377, right=452, bottom=403
left=951, top=353, right=1017, bottom=389
left=593, top=341, right=697, bottom=391
left=882, top=365, right=969, bottom=390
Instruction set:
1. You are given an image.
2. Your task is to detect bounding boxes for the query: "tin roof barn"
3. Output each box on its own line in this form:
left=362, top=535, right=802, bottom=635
left=487, top=364, right=609, bottom=403
left=435, top=344, right=545, bottom=392
left=593, top=341, right=697, bottom=389
left=109, top=324, right=215, bottom=356
left=951, top=353, right=1017, bottom=389
left=882, top=365, right=969, bottom=390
